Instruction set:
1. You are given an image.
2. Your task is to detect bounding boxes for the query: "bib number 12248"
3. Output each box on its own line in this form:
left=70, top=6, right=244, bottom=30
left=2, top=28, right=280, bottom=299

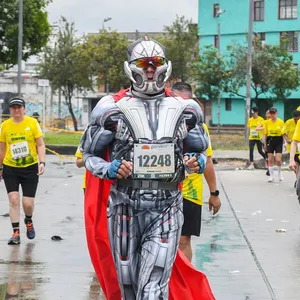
left=137, top=154, right=172, bottom=168
left=133, top=143, right=175, bottom=179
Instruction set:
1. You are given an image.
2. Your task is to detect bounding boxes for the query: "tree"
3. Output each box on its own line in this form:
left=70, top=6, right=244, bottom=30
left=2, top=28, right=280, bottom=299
left=38, top=17, right=92, bottom=131
left=156, top=15, right=198, bottom=82
left=73, top=29, right=129, bottom=92
left=225, top=38, right=300, bottom=105
left=192, top=45, right=229, bottom=100
left=0, top=0, right=52, bottom=68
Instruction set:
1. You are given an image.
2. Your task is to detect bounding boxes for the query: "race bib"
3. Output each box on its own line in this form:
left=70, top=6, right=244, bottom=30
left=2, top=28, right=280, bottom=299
left=10, top=141, right=29, bottom=159
left=250, top=129, right=259, bottom=137
left=133, top=143, right=175, bottom=179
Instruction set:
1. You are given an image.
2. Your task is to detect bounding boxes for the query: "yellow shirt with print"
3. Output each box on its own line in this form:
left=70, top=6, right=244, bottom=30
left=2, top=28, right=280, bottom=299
left=248, top=116, right=264, bottom=140
left=293, top=120, right=300, bottom=142
left=282, top=118, right=299, bottom=153
left=264, top=118, right=284, bottom=137
left=182, top=123, right=213, bottom=206
left=0, top=116, right=43, bottom=168
left=75, top=146, right=87, bottom=190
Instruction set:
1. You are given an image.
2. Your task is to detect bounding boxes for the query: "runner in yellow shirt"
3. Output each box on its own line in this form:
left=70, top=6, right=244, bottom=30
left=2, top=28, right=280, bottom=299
left=0, top=97, right=46, bottom=245
left=264, top=107, right=284, bottom=182
left=282, top=110, right=300, bottom=187
left=289, top=118, right=300, bottom=199
left=75, top=146, right=86, bottom=192
left=247, top=107, right=266, bottom=170
left=171, top=82, right=221, bottom=262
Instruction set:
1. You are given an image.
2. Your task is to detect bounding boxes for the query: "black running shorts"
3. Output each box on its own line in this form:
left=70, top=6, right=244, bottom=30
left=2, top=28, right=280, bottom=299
left=266, top=136, right=283, bottom=154
left=181, top=198, right=202, bottom=237
left=3, top=164, right=39, bottom=197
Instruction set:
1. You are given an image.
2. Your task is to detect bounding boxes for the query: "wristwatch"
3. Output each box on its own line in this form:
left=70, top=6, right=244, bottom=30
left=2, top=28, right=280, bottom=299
left=210, top=190, right=219, bottom=196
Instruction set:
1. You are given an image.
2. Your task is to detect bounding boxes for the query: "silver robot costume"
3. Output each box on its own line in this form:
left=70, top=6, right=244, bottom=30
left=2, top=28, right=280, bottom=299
left=81, top=37, right=209, bottom=300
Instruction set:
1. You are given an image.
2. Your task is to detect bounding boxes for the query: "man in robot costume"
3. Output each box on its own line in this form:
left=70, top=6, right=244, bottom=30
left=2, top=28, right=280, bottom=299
left=81, top=36, right=209, bottom=300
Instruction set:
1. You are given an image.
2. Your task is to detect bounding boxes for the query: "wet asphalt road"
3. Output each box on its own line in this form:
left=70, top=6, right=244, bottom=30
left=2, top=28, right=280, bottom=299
left=0, top=156, right=300, bottom=299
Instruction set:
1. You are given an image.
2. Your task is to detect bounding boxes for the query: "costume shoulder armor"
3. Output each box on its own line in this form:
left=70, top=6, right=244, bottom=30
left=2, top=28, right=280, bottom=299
left=183, top=99, right=204, bottom=124
left=90, top=95, right=119, bottom=126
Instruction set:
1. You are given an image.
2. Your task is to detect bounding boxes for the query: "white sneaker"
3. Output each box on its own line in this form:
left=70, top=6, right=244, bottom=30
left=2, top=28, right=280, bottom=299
left=268, top=177, right=274, bottom=182
left=279, top=176, right=284, bottom=181
left=247, top=165, right=255, bottom=170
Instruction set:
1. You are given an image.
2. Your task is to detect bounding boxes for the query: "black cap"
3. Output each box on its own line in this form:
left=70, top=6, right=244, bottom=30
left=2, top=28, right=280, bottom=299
left=9, top=97, right=25, bottom=107
left=251, top=107, right=259, bottom=113
left=269, top=107, right=277, bottom=113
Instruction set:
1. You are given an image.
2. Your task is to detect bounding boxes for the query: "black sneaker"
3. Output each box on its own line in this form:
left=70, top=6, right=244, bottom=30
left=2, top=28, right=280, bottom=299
left=266, top=170, right=270, bottom=176
left=8, top=231, right=20, bottom=245
left=24, top=219, right=36, bottom=240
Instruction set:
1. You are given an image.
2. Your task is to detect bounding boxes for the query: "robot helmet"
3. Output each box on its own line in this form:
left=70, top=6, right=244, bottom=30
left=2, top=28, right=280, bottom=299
left=124, top=36, right=172, bottom=95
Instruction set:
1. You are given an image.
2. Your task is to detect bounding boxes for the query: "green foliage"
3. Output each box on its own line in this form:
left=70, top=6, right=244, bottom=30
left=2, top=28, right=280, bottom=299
left=38, top=17, right=92, bottom=131
left=225, top=38, right=300, bottom=102
left=192, top=45, right=229, bottom=100
left=0, top=0, right=51, bottom=67
left=155, top=15, right=198, bottom=82
left=74, top=30, right=130, bottom=91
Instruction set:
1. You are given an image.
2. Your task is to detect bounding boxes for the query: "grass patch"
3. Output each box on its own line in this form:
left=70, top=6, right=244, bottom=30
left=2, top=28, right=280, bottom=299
left=44, top=132, right=82, bottom=145
left=44, top=131, right=249, bottom=150
left=210, top=134, right=249, bottom=150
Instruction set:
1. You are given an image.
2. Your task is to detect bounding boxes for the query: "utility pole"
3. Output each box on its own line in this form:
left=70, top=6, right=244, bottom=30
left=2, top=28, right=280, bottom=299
left=17, top=0, right=23, bottom=95
left=245, top=0, right=254, bottom=144
left=217, top=22, right=221, bottom=134
left=215, top=9, right=225, bottom=134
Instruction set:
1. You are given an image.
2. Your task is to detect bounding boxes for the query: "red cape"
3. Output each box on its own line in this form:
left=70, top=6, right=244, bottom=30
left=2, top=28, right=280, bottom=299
left=84, top=171, right=215, bottom=300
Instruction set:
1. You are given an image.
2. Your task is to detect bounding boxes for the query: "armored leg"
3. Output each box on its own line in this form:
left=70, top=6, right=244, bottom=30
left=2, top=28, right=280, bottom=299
left=108, top=200, right=138, bottom=300
left=136, top=200, right=183, bottom=300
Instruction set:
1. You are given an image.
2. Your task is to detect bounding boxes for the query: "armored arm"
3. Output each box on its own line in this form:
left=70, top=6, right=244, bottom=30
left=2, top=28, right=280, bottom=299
left=183, top=100, right=209, bottom=174
left=80, top=96, right=119, bottom=179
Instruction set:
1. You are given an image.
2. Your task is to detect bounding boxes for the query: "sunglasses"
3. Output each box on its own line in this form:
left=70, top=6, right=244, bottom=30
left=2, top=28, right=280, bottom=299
left=135, top=56, right=165, bottom=68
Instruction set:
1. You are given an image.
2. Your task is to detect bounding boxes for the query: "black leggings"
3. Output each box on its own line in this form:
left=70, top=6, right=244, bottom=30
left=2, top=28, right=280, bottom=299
left=249, top=140, right=266, bottom=162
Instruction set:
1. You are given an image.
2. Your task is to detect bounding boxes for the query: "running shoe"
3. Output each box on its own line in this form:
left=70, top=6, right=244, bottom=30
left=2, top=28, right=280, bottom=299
left=247, top=165, right=255, bottom=170
left=24, top=219, right=36, bottom=240
left=268, top=177, right=274, bottom=183
left=8, top=231, right=20, bottom=245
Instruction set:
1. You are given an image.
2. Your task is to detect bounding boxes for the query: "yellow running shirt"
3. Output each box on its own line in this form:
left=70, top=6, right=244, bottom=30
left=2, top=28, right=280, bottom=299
left=264, top=118, right=284, bottom=137
left=0, top=116, right=43, bottom=168
left=181, top=123, right=213, bottom=206
left=75, top=147, right=87, bottom=190
left=248, top=116, right=264, bottom=140
left=293, top=120, right=300, bottom=142
left=282, top=118, right=298, bottom=153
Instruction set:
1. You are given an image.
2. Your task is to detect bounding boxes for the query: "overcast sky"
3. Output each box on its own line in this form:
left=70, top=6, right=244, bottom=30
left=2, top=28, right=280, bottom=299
left=47, top=0, right=198, bottom=34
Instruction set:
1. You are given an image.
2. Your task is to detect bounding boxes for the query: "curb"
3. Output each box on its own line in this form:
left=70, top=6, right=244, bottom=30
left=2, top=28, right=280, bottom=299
left=46, top=145, right=77, bottom=156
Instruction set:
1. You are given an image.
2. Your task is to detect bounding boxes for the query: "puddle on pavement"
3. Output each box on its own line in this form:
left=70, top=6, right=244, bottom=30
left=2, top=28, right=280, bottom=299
left=0, top=243, right=45, bottom=299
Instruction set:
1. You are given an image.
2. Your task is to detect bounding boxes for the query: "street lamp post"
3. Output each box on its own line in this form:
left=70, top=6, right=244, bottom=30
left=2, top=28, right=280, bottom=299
left=245, top=0, right=255, bottom=144
left=215, top=9, right=225, bottom=134
left=102, top=17, right=112, bottom=30
left=17, top=0, right=23, bottom=95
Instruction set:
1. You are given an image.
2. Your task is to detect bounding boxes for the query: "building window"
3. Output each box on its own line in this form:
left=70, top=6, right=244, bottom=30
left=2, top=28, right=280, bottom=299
left=213, top=4, right=220, bottom=17
left=279, top=0, right=298, bottom=19
left=280, top=31, right=298, bottom=51
left=214, top=35, right=219, bottom=49
left=225, top=99, right=232, bottom=111
left=83, top=105, right=88, bottom=113
left=256, top=32, right=266, bottom=42
left=254, top=0, right=265, bottom=21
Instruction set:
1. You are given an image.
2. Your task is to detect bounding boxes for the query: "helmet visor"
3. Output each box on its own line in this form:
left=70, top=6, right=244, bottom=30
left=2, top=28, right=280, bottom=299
left=134, top=56, right=165, bottom=69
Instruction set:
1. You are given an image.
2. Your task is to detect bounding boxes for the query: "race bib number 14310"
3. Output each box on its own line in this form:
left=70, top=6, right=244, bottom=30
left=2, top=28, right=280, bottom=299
left=133, top=143, right=175, bottom=179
